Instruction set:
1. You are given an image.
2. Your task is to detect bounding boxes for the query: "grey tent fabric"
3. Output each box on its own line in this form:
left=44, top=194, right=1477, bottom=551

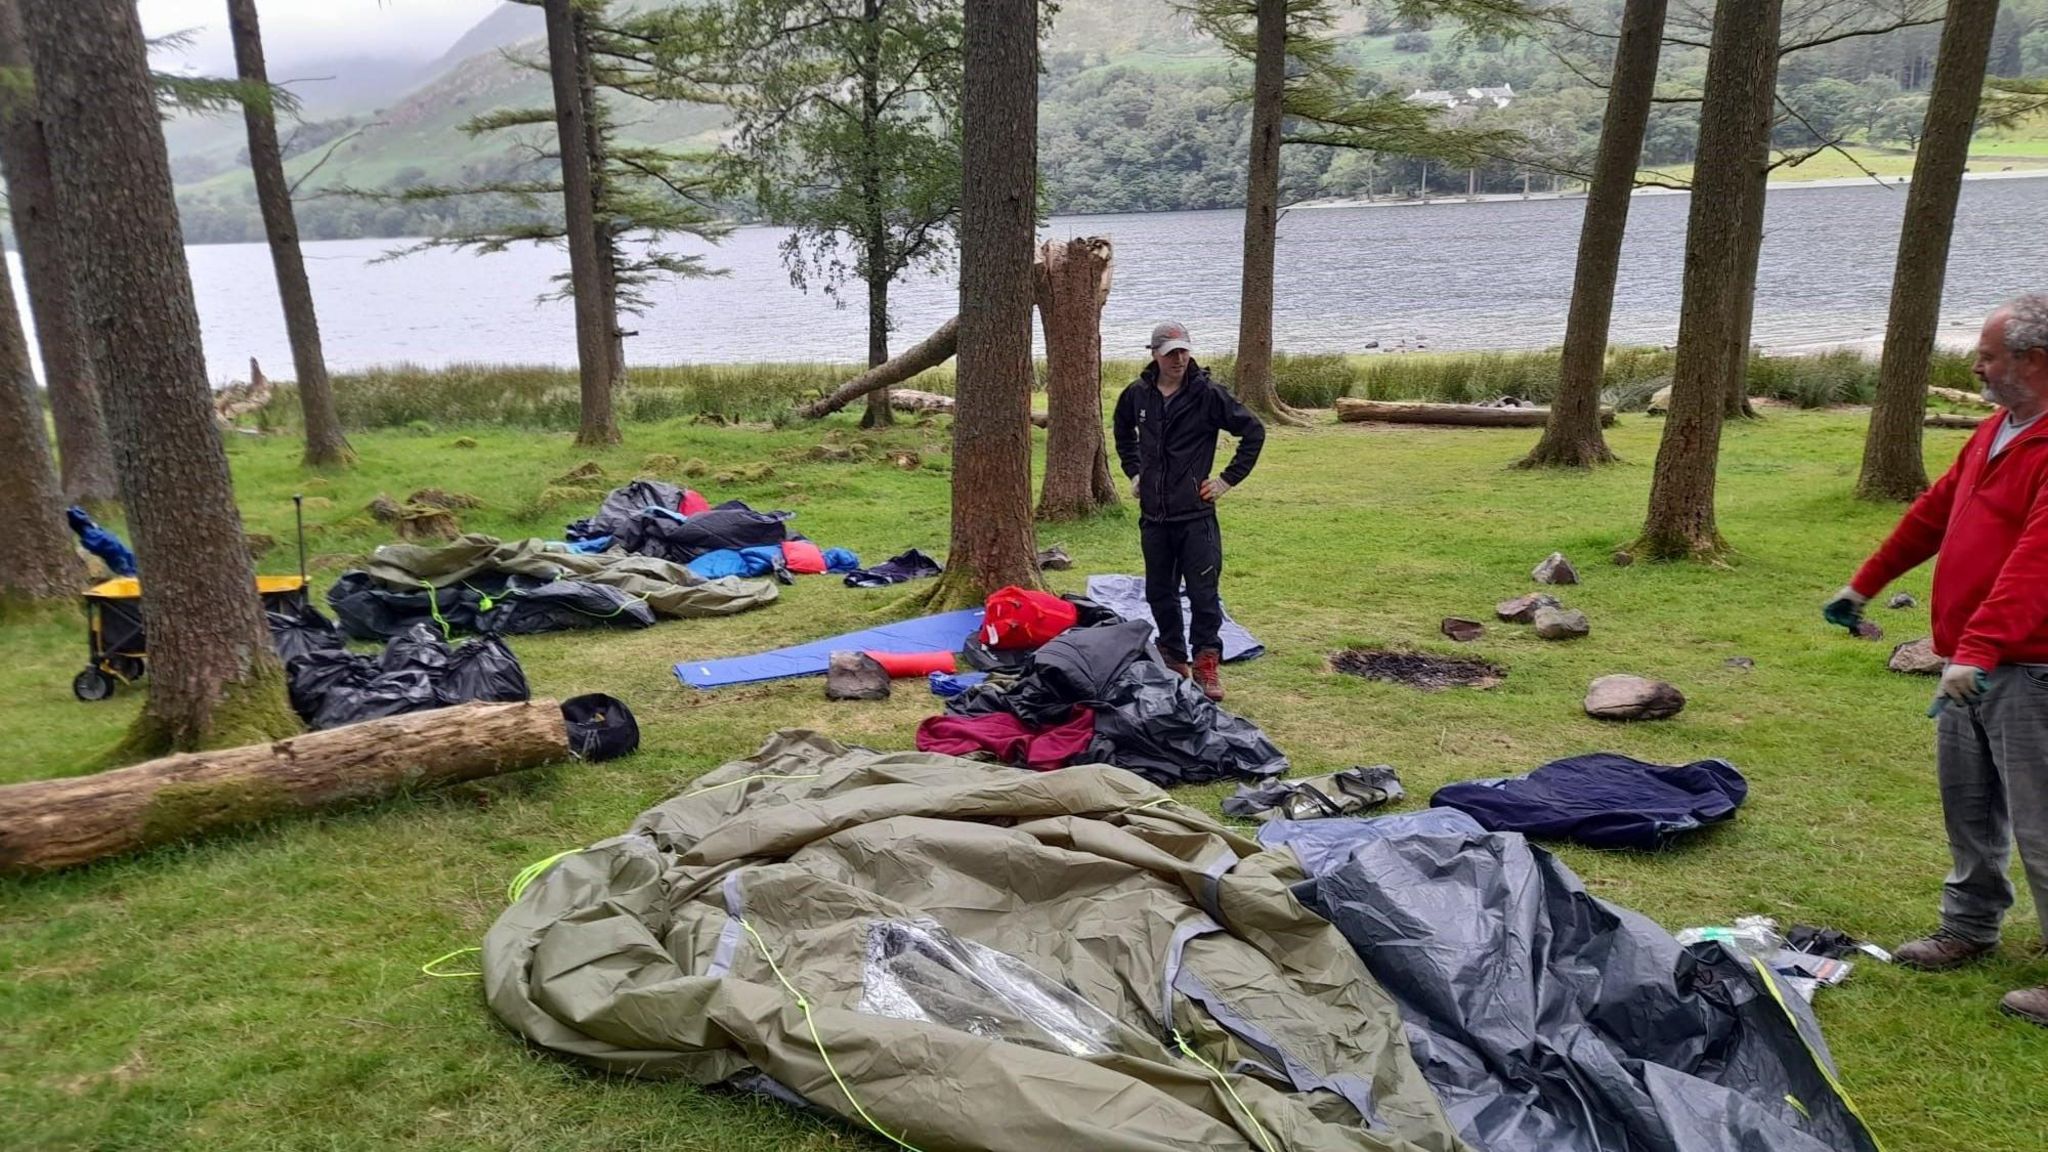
left=1087, top=573, right=1266, bottom=662
left=1261, top=809, right=1882, bottom=1152
left=483, top=732, right=1466, bottom=1152
left=359, top=534, right=778, bottom=621
left=566, top=480, right=682, bottom=543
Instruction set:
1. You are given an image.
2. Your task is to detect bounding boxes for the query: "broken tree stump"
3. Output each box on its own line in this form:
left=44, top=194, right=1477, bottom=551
left=1336, top=398, right=1617, bottom=428
left=890, top=388, right=1048, bottom=427
left=0, top=701, right=571, bottom=874
left=1035, top=235, right=1120, bottom=520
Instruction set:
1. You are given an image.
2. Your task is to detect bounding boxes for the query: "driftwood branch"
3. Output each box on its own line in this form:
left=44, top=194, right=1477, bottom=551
left=1336, top=398, right=1617, bottom=428
left=795, top=315, right=960, bottom=419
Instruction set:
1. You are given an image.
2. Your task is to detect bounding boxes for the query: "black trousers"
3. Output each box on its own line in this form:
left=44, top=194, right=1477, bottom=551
left=1140, top=514, right=1223, bottom=662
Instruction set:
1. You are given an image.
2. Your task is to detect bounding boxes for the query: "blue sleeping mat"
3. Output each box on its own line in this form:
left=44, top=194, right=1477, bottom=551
left=675, top=608, right=985, bottom=689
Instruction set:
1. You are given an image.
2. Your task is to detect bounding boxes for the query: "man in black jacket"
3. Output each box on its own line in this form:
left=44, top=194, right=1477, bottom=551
left=1112, top=321, right=1265, bottom=701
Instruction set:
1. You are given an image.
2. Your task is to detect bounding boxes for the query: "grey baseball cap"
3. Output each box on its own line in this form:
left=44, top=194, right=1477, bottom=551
left=1148, top=321, right=1193, bottom=356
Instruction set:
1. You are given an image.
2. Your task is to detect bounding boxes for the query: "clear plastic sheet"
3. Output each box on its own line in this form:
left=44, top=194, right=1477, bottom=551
left=858, top=920, right=1117, bottom=1058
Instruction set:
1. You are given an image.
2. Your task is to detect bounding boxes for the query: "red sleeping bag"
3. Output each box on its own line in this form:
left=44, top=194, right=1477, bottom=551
left=782, top=539, right=827, bottom=574
left=982, top=586, right=1078, bottom=649
left=865, top=650, right=957, bottom=678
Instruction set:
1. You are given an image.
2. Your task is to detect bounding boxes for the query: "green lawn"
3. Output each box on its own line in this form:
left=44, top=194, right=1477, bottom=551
left=4, top=407, right=2046, bottom=1151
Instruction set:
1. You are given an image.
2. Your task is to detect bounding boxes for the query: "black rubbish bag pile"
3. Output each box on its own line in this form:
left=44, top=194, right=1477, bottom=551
left=285, top=622, right=530, bottom=730
left=327, top=571, right=658, bottom=642
left=1262, top=808, right=1882, bottom=1152
left=943, top=618, right=1287, bottom=786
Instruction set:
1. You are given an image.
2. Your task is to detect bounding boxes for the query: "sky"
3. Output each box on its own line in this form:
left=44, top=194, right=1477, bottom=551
left=138, top=0, right=505, bottom=72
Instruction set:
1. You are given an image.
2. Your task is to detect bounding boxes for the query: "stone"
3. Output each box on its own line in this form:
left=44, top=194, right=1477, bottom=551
left=1531, top=552, right=1579, bottom=585
left=1037, top=546, right=1073, bottom=571
left=825, top=651, right=890, bottom=701
left=1584, top=675, right=1686, bottom=721
left=1495, top=592, right=1560, bottom=623
left=1440, top=617, right=1485, bottom=642
left=1611, top=549, right=1635, bottom=567
left=1888, top=592, right=1917, bottom=610
left=1647, top=383, right=1673, bottom=414
left=1532, top=606, right=1590, bottom=640
left=1725, top=656, right=1755, bottom=670
left=1851, top=619, right=1885, bottom=642
left=1889, top=637, right=1943, bottom=676
left=891, top=451, right=922, bottom=471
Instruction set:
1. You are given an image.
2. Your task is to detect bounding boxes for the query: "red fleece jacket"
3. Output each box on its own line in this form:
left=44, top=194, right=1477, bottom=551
left=1853, top=411, right=2048, bottom=670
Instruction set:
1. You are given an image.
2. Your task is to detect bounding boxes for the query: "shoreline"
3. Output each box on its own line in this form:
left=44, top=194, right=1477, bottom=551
left=1287, top=165, right=2048, bottom=212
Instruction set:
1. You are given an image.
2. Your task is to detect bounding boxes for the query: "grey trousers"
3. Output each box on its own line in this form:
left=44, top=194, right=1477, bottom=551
left=1935, top=664, right=2048, bottom=945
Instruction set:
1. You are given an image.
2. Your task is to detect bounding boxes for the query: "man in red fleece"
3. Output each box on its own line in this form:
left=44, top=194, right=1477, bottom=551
left=1825, top=293, right=2048, bottom=1026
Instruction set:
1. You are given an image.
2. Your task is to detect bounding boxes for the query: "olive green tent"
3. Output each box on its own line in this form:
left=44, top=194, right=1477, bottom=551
left=484, top=731, right=1466, bottom=1152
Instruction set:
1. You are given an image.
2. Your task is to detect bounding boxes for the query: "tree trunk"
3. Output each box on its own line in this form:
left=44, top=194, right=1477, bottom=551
left=574, top=6, right=626, bottom=415
left=797, top=315, right=959, bottom=418
left=1636, top=0, right=1782, bottom=562
left=226, top=0, right=352, bottom=468
left=922, top=0, right=1043, bottom=609
left=1035, top=236, right=1119, bottom=521
left=1232, top=0, right=1309, bottom=427
left=858, top=0, right=895, bottom=430
left=0, top=252, right=81, bottom=607
left=1339, top=398, right=1616, bottom=427
left=1522, top=0, right=1667, bottom=469
left=23, top=0, right=297, bottom=752
left=0, top=701, right=570, bottom=875
left=545, top=0, right=618, bottom=447
left=0, top=0, right=116, bottom=508
left=1721, top=139, right=1769, bottom=421
left=1859, top=0, right=2002, bottom=502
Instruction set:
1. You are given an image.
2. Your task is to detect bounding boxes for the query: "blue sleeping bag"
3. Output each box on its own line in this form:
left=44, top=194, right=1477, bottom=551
left=1430, top=753, right=1748, bottom=850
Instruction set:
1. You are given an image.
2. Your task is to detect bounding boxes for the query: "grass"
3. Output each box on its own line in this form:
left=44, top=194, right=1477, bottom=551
left=5, top=404, right=2047, bottom=1152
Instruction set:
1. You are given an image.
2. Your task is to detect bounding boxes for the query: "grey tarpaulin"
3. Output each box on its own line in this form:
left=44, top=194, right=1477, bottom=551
left=1087, top=573, right=1266, bottom=662
left=1262, top=809, right=1882, bottom=1152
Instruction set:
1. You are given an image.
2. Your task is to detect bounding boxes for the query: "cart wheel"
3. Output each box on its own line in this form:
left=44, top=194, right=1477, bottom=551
left=108, top=655, right=145, bottom=683
left=73, top=667, right=115, bottom=702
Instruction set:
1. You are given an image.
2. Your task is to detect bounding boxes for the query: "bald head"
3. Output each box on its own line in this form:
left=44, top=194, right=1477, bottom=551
left=1975, top=294, right=2048, bottom=421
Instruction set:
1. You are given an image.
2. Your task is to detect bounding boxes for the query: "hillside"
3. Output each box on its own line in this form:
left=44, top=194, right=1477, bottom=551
left=164, top=0, right=2048, bottom=243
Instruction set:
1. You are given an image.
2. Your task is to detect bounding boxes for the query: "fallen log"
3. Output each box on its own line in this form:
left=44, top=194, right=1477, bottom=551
left=892, top=388, right=1048, bottom=427
left=0, top=701, right=570, bottom=875
left=1925, top=412, right=1984, bottom=430
left=797, top=316, right=959, bottom=420
left=1335, top=398, right=1616, bottom=428
left=1930, top=386, right=1993, bottom=409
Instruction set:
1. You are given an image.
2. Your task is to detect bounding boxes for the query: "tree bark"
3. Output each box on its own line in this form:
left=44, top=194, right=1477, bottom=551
left=1035, top=236, right=1119, bottom=520
left=0, top=249, right=81, bottom=606
left=797, top=315, right=959, bottom=418
left=573, top=6, right=626, bottom=413
left=1721, top=140, right=1769, bottom=421
left=859, top=0, right=895, bottom=430
left=1859, top=0, right=2002, bottom=502
left=1232, top=0, right=1309, bottom=427
left=0, top=0, right=117, bottom=508
left=1522, top=0, right=1667, bottom=469
left=1339, top=398, right=1616, bottom=427
left=23, top=0, right=297, bottom=751
left=922, top=0, right=1043, bottom=609
left=227, top=0, right=352, bottom=468
left=1637, top=0, right=1782, bottom=562
left=545, top=0, right=618, bottom=447
left=0, top=702, right=570, bottom=875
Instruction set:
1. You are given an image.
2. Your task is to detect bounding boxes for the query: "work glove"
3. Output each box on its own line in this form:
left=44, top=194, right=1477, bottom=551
left=1939, top=663, right=1990, bottom=704
left=1822, top=586, right=1868, bottom=630
left=1130, top=473, right=1143, bottom=500
left=1200, top=477, right=1232, bottom=502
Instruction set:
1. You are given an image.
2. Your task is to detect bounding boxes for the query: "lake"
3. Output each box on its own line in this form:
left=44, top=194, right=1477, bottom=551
left=16, top=175, right=2046, bottom=383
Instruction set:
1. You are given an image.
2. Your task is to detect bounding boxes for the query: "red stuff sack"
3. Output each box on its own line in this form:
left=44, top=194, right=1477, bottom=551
left=865, top=650, right=957, bottom=678
left=782, top=540, right=827, bottom=574
left=982, top=586, right=1079, bottom=650
left=679, top=489, right=712, bottom=516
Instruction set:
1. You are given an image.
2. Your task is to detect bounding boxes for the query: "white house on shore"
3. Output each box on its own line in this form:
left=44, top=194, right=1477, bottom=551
left=1406, top=84, right=1515, bottom=110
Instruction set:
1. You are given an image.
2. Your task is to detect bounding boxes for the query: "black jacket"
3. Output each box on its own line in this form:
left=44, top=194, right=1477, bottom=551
left=1112, top=362, right=1265, bottom=523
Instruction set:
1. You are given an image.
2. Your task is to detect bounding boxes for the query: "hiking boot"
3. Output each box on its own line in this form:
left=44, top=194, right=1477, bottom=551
left=1162, top=655, right=1192, bottom=679
left=1193, top=651, right=1224, bottom=702
left=2000, top=986, right=2048, bottom=1027
left=1894, top=929, right=1996, bottom=970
